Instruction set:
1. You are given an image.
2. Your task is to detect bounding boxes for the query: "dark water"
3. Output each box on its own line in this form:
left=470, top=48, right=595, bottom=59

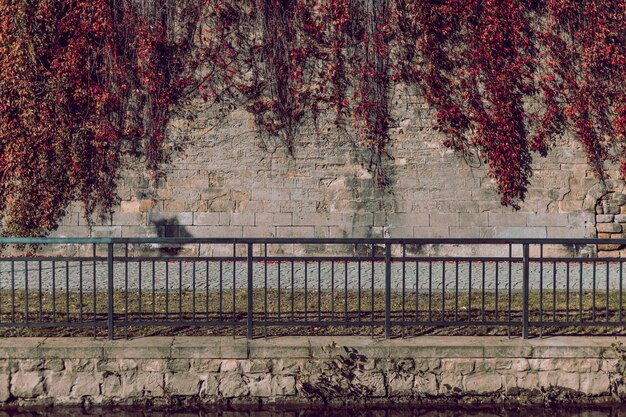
left=1, top=406, right=626, bottom=417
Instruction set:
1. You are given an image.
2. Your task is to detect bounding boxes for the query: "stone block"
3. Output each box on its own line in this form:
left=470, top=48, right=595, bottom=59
left=198, top=374, right=219, bottom=397
left=414, top=373, right=438, bottom=395
left=449, top=227, right=480, bottom=238
left=11, top=372, right=44, bottom=399
left=122, top=372, right=164, bottom=398
left=255, top=213, right=292, bottom=227
left=510, top=358, right=531, bottom=371
left=37, top=337, right=104, bottom=362
left=120, top=201, right=141, bottom=212
left=230, top=213, right=255, bottom=226
left=597, top=223, right=621, bottom=233
left=72, top=372, right=101, bottom=397
left=0, top=374, right=9, bottom=402
left=488, top=213, right=527, bottom=227
left=219, top=373, right=249, bottom=398
left=387, top=213, right=429, bottom=227
left=559, top=200, right=583, bottom=212
left=167, top=359, right=190, bottom=372
left=463, top=373, right=502, bottom=393
left=532, top=345, right=603, bottom=358
left=272, top=375, right=296, bottom=396
left=439, top=372, right=463, bottom=394
left=597, top=214, right=615, bottom=223
left=165, top=373, right=201, bottom=396
left=611, top=192, right=626, bottom=206
left=528, top=359, right=555, bottom=371
left=413, top=226, right=449, bottom=238
left=112, top=212, right=145, bottom=225
left=240, top=360, right=270, bottom=374
left=140, top=359, right=167, bottom=373
left=429, top=213, right=459, bottom=227
left=19, top=359, right=43, bottom=372
left=527, top=213, right=568, bottom=227
left=220, top=359, right=239, bottom=373
left=616, top=214, right=626, bottom=223
left=442, top=359, right=474, bottom=375
left=516, top=373, right=539, bottom=391
left=598, top=250, right=623, bottom=257
left=556, top=373, right=580, bottom=391
left=600, top=359, right=620, bottom=372
left=243, top=226, right=275, bottom=237
left=579, top=373, right=611, bottom=395
left=388, top=374, right=415, bottom=396
left=276, top=226, right=315, bottom=238
left=101, top=374, right=122, bottom=397
left=171, top=337, right=221, bottom=359
left=219, top=337, right=248, bottom=359
left=191, top=359, right=222, bottom=373
left=193, top=212, right=220, bottom=226
left=248, top=374, right=272, bottom=397
left=43, top=360, right=65, bottom=372
left=270, top=359, right=302, bottom=375
left=0, top=338, right=44, bottom=359
left=356, top=372, right=386, bottom=397
left=458, top=213, right=489, bottom=227
left=293, top=212, right=343, bottom=226
left=148, top=212, right=193, bottom=226
left=249, top=339, right=310, bottom=359
left=569, top=212, right=595, bottom=228
left=484, top=343, right=533, bottom=358
left=103, top=337, right=172, bottom=359
left=598, top=244, right=622, bottom=251
left=44, top=373, right=73, bottom=398
left=494, top=227, right=547, bottom=238
left=91, top=226, right=122, bottom=237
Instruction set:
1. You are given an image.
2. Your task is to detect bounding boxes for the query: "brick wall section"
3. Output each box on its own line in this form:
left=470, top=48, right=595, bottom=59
left=52, top=90, right=601, bottom=248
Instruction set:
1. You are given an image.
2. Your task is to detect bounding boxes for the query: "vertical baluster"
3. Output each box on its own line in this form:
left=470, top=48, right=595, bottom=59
left=179, top=260, right=183, bottom=323
left=468, top=261, right=472, bottom=322
left=52, top=261, right=56, bottom=324
left=304, top=260, right=308, bottom=323
left=429, top=261, right=433, bottom=323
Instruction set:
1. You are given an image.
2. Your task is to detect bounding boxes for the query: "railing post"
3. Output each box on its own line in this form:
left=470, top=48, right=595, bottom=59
left=522, top=243, right=530, bottom=339
left=107, top=242, right=114, bottom=340
left=385, top=242, right=392, bottom=339
left=247, top=242, right=254, bottom=339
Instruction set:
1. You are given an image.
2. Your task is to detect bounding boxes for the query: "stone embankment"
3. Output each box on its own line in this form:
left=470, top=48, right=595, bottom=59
left=0, top=336, right=625, bottom=407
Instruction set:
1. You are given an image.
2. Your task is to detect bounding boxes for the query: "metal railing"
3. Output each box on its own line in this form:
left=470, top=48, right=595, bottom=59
left=0, top=237, right=624, bottom=339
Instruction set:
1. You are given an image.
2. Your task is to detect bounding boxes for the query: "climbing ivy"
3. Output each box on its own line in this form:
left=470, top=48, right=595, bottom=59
left=2, top=0, right=626, bottom=235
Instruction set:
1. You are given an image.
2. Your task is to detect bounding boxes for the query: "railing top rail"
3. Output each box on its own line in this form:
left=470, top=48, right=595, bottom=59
left=0, top=237, right=619, bottom=245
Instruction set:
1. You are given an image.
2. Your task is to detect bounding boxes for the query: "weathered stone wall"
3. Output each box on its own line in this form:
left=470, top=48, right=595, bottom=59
left=49, top=88, right=605, bottom=252
left=1, top=336, right=625, bottom=407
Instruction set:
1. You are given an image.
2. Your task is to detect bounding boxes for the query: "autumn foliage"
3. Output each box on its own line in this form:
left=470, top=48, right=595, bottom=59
left=1, top=0, right=626, bottom=236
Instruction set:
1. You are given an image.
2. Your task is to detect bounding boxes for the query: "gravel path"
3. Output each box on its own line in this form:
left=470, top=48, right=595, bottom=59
left=0, top=259, right=624, bottom=292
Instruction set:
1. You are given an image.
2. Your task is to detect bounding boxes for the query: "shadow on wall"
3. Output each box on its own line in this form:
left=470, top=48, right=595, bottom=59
left=150, top=216, right=192, bottom=255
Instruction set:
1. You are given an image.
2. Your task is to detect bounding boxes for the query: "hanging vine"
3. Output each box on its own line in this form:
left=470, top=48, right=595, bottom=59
left=0, top=0, right=203, bottom=236
left=2, top=0, right=626, bottom=235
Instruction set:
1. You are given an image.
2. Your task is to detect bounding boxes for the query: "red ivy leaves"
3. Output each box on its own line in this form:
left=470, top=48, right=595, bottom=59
left=0, top=0, right=201, bottom=236
left=395, top=0, right=626, bottom=208
left=3, top=0, right=626, bottom=236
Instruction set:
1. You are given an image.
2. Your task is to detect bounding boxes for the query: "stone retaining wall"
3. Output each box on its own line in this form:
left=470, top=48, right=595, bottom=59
left=1, top=336, right=625, bottom=407
left=48, top=87, right=603, bottom=256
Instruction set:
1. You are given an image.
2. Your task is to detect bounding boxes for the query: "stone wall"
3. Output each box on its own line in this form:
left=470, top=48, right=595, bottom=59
left=48, top=88, right=605, bottom=254
left=1, top=336, right=625, bottom=407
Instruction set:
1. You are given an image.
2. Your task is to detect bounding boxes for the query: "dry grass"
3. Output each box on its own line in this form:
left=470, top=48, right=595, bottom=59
left=0, top=288, right=624, bottom=338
